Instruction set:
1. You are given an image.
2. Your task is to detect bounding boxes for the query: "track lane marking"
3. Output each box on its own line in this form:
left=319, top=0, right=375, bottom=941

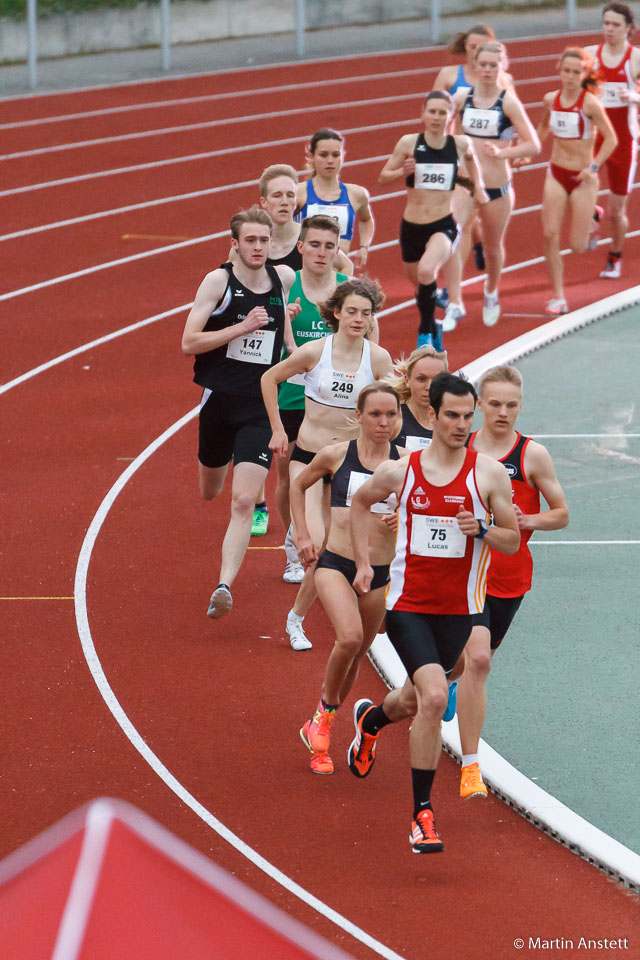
left=73, top=409, right=407, bottom=960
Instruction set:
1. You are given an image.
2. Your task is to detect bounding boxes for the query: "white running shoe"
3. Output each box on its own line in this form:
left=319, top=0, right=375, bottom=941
left=442, top=302, right=466, bottom=332
left=544, top=297, right=568, bottom=316
left=600, top=257, right=621, bottom=279
left=482, top=286, right=500, bottom=327
left=283, top=560, right=304, bottom=583
left=286, top=612, right=312, bottom=651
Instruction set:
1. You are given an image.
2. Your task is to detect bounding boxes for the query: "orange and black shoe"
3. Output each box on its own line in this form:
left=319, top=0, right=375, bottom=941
left=300, top=720, right=334, bottom=775
left=410, top=808, right=444, bottom=854
left=460, top=762, right=488, bottom=799
left=306, top=703, right=336, bottom=753
left=347, top=699, right=378, bottom=779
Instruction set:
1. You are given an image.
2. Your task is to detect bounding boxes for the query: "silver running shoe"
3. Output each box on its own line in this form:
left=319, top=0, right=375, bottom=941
left=283, top=559, right=304, bottom=583
left=482, top=287, right=500, bottom=327
left=442, top=302, right=466, bottom=332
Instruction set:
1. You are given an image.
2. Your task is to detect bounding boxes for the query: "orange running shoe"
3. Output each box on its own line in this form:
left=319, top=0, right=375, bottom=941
left=310, top=752, right=334, bottom=775
left=410, top=809, right=444, bottom=854
left=300, top=720, right=334, bottom=775
left=347, top=699, right=378, bottom=778
left=306, top=703, right=336, bottom=753
left=460, top=762, right=488, bottom=799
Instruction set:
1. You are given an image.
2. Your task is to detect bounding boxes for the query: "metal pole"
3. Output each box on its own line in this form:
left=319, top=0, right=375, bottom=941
left=26, top=0, right=38, bottom=88
left=566, top=0, right=576, bottom=30
left=160, top=0, right=171, bottom=71
left=431, top=0, right=440, bottom=45
left=295, top=0, right=305, bottom=57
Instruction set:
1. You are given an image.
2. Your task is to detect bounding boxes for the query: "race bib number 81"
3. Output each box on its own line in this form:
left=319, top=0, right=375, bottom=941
left=410, top=514, right=466, bottom=558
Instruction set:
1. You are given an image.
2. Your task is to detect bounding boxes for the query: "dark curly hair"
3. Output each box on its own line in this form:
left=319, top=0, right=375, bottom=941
left=318, top=276, right=385, bottom=332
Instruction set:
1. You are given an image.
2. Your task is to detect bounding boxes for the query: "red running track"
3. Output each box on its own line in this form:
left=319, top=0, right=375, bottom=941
left=2, top=33, right=638, bottom=960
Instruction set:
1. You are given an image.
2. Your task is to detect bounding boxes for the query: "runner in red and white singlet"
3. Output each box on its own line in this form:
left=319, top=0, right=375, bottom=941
left=386, top=445, right=490, bottom=615
left=348, top=372, right=519, bottom=854
left=456, top=366, right=569, bottom=802
left=585, top=3, right=640, bottom=277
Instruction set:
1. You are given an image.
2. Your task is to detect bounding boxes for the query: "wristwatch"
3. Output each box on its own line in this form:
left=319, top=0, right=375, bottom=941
left=588, top=162, right=599, bottom=173
left=475, top=518, right=489, bottom=539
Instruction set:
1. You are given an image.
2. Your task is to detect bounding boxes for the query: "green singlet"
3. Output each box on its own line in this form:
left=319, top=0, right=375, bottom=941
left=278, top=270, right=348, bottom=411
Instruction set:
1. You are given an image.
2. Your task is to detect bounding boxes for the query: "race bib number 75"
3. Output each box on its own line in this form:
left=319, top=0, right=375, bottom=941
left=410, top=514, right=466, bottom=558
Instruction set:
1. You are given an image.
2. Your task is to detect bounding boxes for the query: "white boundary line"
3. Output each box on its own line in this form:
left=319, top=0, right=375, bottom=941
left=73, top=409, right=407, bottom=960
left=0, top=33, right=584, bottom=102
left=368, top=284, right=640, bottom=892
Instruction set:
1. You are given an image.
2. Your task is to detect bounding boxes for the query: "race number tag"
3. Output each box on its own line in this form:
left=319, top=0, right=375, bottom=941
left=318, top=369, right=357, bottom=407
left=226, top=328, right=275, bottom=364
left=410, top=514, right=467, bottom=558
left=602, top=82, right=627, bottom=107
left=414, top=162, right=455, bottom=191
left=305, top=202, right=349, bottom=238
left=404, top=435, right=432, bottom=452
left=463, top=107, right=500, bottom=138
left=549, top=110, right=581, bottom=139
left=346, top=471, right=397, bottom=514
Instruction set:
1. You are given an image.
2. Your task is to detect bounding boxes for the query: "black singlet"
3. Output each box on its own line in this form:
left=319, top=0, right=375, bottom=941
left=267, top=245, right=302, bottom=271
left=395, top=404, right=433, bottom=450
left=331, top=439, right=400, bottom=509
left=405, top=133, right=459, bottom=191
left=193, top=263, right=286, bottom=397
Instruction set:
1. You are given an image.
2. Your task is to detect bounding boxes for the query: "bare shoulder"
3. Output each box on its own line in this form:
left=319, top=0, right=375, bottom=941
left=275, top=263, right=295, bottom=290
left=454, top=133, right=471, bottom=155
left=522, top=437, right=554, bottom=474
left=477, top=451, right=511, bottom=486
left=542, top=90, right=557, bottom=106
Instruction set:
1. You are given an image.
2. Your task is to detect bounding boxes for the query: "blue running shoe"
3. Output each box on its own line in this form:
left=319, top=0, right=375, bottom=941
left=432, top=323, right=444, bottom=353
left=417, top=333, right=433, bottom=348
left=435, top=286, right=449, bottom=309
left=443, top=680, right=458, bottom=722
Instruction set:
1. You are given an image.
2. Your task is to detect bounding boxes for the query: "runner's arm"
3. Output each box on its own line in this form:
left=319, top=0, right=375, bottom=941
left=379, top=135, right=415, bottom=184
left=350, top=459, right=404, bottom=593
left=458, top=456, right=520, bottom=554
left=349, top=185, right=375, bottom=269
left=181, top=270, right=267, bottom=355
left=289, top=445, right=344, bottom=564
left=260, top=341, right=320, bottom=456
left=520, top=442, right=569, bottom=531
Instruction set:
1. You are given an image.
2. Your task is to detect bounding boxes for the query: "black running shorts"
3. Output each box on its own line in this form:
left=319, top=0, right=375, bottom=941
left=471, top=593, right=524, bottom=650
left=399, top=214, right=460, bottom=263
left=316, top=548, right=390, bottom=593
left=198, top=390, right=272, bottom=470
left=385, top=608, right=472, bottom=678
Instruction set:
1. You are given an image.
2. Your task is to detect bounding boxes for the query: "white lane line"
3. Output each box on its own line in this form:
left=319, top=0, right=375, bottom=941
left=0, top=304, right=190, bottom=395
left=0, top=92, right=424, bottom=161
left=0, top=66, right=438, bottom=129
left=0, top=34, right=584, bottom=102
left=73, top=410, right=407, bottom=960
left=530, top=540, right=640, bottom=544
left=532, top=433, right=640, bottom=438
left=0, top=88, right=547, bottom=162
left=0, top=56, right=561, bottom=128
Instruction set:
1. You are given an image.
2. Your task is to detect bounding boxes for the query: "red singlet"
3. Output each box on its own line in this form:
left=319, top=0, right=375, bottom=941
left=471, top=431, right=540, bottom=598
left=386, top=448, right=490, bottom=616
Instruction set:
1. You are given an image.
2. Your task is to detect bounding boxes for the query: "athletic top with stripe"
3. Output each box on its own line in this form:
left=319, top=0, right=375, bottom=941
left=470, top=430, right=539, bottom=598
left=304, top=335, right=374, bottom=409
left=549, top=88, right=592, bottom=140
left=448, top=64, right=472, bottom=96
left=396, top=404, right=433, bottom=451
left=192, top=262, right=286, bottom=397
left=267, top=244, right=302, bottom=271
left=278, top=271, right=347, bottom=411
left=297, top=180, right=356, bottom=241
left=406, top=133, right=459, bottom=191
left=386, top=448, right=490, bottom=615
left=593, top=43, right=639, bottom=137
left=331, top=438, right=401, bottom=513
left=461, top=88, right=514, bottom=140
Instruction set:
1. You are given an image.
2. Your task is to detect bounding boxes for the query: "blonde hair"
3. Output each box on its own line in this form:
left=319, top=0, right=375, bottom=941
left=385, top=346, right=448, bottom=403
left=477, top=364, right=523, bottom=396
left=356, top=381, right=401, bottom=414
left=259, top=164, right=298, bottom=197
left=475, top=40, right=509, bottom=72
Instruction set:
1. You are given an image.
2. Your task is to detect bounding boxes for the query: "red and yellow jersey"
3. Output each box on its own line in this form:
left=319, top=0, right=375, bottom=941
left=386, top=448, right=490, bottom=616
left=594, top=43, right=639, bottom=139
left=471, top=431, right=540, bottom=598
